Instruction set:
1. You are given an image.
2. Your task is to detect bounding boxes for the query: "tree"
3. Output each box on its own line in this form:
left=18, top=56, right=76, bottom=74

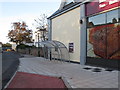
left=34, top=14, right=48, bottom=41
left=8, top=21, right=33, bottom=45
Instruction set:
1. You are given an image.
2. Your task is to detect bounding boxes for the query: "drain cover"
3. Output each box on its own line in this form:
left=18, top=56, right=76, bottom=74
left=105, top=68, right=114, bottom=72
left=92, top=68, right=102, bottom=72
left=83, top=67, right=92, bottom=70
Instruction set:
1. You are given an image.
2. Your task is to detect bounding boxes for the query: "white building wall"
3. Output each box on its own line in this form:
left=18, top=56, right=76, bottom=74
left=52, top=7, right=80, bottom=62
left=12, top=43, right=17, bottom=50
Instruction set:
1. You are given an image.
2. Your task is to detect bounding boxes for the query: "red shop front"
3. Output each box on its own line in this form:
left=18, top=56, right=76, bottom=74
left=85, top=0, right=120, bottom=69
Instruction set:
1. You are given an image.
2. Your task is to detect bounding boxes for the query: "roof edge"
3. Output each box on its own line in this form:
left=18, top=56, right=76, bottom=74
left=47, top=2, right=81, bottom=19
left=47, top=0, right=92, bottom=19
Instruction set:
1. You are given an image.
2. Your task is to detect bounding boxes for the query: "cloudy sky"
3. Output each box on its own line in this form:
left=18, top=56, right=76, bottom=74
left=0, top=0, right=61, bottom=44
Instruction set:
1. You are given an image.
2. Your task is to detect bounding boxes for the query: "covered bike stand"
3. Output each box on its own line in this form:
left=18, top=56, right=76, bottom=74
left=39, top=40, right=70, bottom=63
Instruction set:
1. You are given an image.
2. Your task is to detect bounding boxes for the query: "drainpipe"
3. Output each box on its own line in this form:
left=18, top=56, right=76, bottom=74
left=47, top=19, right=52, bottom=41
left=47, top=19, right=52, bottom=60
left=80, top=4, right=87, bottom=65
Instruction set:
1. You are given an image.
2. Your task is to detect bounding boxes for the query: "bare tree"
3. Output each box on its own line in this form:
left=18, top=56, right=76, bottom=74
left=34, top=14, right=48, bottom=41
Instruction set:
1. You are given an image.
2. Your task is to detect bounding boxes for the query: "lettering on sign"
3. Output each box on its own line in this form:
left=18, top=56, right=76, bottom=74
left=99, top=0, right=106, bottom=3
left=109, top=0, right=118, bottom=4
left=99, top=0, right=118, bottom=8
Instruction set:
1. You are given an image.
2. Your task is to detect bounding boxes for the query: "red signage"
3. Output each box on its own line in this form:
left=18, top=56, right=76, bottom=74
left=86, top=0, right=120, bottom=16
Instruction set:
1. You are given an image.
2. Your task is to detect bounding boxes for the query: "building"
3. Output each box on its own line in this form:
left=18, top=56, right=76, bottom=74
left=0, top=42, right=2, bottom=47
left=48, top=0, right=120, bottom=69
left=85, top=0, right=120, bottom=68
left=48, top=1, right=81, bottom=63
left=11, top=42, right=17, bottom=51
left=34, top=28, right=48, bottom=47
left=0, top=42, right=2, bottom=52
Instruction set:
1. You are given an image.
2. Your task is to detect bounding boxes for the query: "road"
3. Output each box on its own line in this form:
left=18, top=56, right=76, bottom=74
left=2, top=51, right=21, bottom=89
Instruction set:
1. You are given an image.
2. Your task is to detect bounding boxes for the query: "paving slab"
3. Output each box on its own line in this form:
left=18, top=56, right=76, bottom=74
left=17, top=56, right=119, bottom=88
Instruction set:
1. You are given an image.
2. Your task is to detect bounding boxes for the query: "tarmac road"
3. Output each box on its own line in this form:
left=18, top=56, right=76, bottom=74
left=2, top=51, right=21, bottom=89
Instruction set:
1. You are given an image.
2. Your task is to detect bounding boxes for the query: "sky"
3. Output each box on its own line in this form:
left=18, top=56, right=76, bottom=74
left=0, top=0, right=61, bottom=44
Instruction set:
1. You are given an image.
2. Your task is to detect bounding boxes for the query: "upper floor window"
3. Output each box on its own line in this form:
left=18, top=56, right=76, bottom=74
left=87, top=13, right=106, bottom=28
left=87, top=9, right=119, bottom=28
left=107, top=9, right=119, bottom=24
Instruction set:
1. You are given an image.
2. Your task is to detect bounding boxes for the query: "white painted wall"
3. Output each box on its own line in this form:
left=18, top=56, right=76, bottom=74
left=52, top=7, right=80, bottom=62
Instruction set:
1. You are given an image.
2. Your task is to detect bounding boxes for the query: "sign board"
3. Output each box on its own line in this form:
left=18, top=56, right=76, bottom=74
left=69, top=43, right=74, bottom=53
left=86, top=0, right=120, bottom=16
left=99, top=0, right=118, bottom=8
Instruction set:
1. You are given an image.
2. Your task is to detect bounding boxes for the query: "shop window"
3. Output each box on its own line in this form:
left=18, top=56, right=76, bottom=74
left=87, top=13, right=106, bottom=28
left=87, top=9, right=120, bottom=60
left=119, top=8, right=120, bottom=22
left=107, top=9, right=119, bottom=24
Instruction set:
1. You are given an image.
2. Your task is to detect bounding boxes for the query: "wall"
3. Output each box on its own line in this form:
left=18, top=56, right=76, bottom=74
left=17, top=47, right=44, bottom=57
left=52, top=7, right=80, bottom=62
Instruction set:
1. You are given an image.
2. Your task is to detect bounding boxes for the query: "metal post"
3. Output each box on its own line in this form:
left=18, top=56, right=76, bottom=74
left=80, top=4, right=87, bottom=65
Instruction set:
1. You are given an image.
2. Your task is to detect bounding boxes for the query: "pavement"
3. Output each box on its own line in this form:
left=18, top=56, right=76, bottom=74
left=5, top=54, right=119, bottom=89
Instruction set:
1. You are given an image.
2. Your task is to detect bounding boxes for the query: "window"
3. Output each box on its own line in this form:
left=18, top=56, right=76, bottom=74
left=118, top=9, right=120, bottom=22
left=88, top=13, right=106, bottom=28
left=107, top=9, right=119, bottom=24
left=87, top=9, right=120, bottom=59
left=88, top=9, right=119, bottom=28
